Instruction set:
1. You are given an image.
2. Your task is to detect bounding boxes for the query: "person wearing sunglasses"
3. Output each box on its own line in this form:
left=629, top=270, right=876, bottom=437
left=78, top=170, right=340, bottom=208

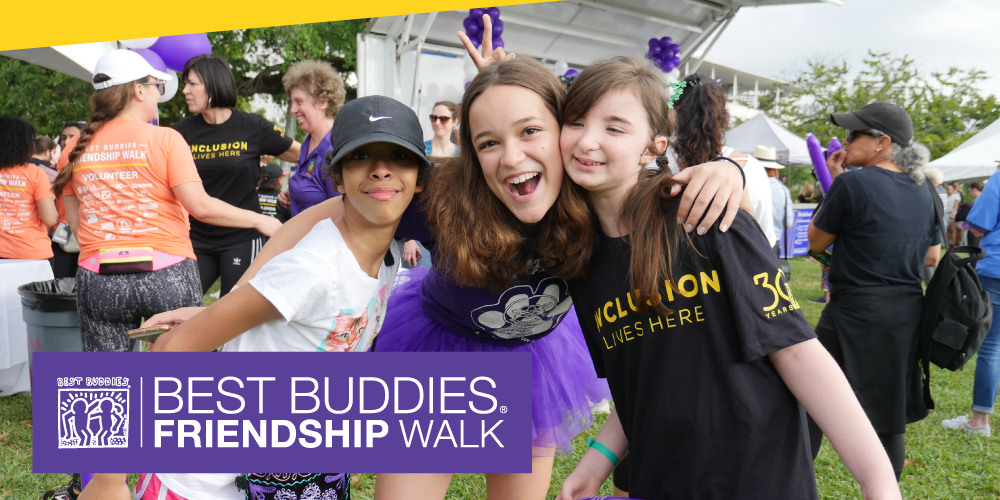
left=807, top=102, right=939, bottom=481
left=49, top=49, right=280, bottom=354
left=424, top=101, right=460, bottom=158
left=173, top=54, right=301, bottom=298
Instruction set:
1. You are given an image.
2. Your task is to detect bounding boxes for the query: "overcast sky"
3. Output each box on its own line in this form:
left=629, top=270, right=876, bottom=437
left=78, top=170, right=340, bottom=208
left=708, top=0, right=1000, bottom=97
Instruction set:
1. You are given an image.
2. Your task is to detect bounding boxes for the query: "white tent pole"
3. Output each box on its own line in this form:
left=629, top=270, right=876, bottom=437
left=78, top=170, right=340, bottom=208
left=686, top=12, right=735, bottom=75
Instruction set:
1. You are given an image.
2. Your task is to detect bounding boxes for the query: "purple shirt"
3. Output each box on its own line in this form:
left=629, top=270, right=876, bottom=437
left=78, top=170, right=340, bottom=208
left=397, top=204, right=573, bottom=345
left=289, top=129, right=340, bottom=216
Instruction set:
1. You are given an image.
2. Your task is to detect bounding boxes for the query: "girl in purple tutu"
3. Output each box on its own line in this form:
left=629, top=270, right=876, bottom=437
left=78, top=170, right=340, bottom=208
left=236, top=27, right=745, bottom=500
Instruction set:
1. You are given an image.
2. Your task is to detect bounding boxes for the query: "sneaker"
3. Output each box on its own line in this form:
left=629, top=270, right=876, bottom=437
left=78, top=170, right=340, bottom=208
left=41, top=475, right=81, bottom=500
left=808, top=296, right=827, bottom=304
left=942, top=415, right=991, bottom=436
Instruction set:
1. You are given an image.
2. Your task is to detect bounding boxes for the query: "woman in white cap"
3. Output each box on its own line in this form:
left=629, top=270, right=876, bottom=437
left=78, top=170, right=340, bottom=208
left=51, top=49, right=280, bottom=354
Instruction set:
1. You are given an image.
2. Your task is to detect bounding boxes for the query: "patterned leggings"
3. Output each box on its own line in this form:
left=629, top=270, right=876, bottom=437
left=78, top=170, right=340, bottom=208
left=241, top=473, right=350, bottom=500
left=76, top=259, right=203, bottom=352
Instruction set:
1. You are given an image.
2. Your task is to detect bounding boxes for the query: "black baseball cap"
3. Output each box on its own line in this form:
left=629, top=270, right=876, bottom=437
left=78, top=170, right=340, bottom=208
left=831, top=102, right=913, bottom=147
left=261, top=163, right=283, bottom=181
left=328, top=95, right=430, bottom=169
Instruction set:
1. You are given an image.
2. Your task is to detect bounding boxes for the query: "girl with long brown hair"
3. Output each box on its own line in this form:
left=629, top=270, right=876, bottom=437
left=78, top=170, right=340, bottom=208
left=556, top=57, right=901, bottom=500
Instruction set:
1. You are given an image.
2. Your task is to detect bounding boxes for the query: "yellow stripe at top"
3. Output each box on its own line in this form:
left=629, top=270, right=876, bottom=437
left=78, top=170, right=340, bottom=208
left=0, top=0, right=542, bottom=51
left=73, top=163, right=148, bottom=172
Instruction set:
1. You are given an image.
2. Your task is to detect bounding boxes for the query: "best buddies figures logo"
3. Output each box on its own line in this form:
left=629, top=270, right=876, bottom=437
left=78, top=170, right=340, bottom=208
left=33, top=352, right=531, bottom=473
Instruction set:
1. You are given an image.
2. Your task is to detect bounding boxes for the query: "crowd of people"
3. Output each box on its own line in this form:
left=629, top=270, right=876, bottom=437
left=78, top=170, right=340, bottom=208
left=1, top=15, right=998, bottom=500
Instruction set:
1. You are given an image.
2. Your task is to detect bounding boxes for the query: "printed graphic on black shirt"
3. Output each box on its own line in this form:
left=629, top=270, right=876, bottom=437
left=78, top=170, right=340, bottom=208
left=173, top=110, right=293, bottom=247
left=569, top=211, right=817, bottom=500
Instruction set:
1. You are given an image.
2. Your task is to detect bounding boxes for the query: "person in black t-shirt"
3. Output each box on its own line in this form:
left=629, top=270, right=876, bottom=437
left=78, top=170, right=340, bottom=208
left=172, top=55, right=301, bottom=297
left=257, top=163, right=290, bottom=223
left=809, top=102, right=940, bottom=481
left=558, top=58, right=900, bottom=500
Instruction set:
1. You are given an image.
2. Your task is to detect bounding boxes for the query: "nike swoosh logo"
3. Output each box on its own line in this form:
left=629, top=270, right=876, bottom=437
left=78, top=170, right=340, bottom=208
left=369, top=116, right=391, bottom=122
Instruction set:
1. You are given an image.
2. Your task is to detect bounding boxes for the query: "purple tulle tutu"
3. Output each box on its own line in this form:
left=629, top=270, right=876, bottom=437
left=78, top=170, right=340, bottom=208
left=377, top=267, right=612, bottom=457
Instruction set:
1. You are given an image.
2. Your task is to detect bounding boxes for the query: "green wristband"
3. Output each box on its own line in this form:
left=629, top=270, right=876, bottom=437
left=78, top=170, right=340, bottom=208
left=587, top=437, right=620, bottom=467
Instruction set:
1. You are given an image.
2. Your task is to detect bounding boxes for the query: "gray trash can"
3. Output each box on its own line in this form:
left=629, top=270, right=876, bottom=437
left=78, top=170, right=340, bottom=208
left=18, top=278, right=81, bottom=374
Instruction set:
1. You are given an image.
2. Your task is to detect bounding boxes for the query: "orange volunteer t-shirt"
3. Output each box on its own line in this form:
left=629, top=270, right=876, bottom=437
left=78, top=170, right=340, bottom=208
left=0, top=164, right=55, bottom=259
left=59, top=120, right=203, bottom=262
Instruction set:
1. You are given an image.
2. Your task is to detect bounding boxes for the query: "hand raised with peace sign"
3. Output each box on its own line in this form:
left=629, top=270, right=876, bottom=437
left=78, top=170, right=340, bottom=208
left=458, top=14, right=516, bottom=71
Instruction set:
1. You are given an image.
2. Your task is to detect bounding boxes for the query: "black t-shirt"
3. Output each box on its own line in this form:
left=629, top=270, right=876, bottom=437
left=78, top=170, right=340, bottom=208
left=569, top=211, right=817, bottom=500
left=956, top=199, right=976, bottom=222
left=257, top=189, right=291, bottom=224
left=812, top=167, right=940, bottom=289
left=173, top=110, right=293, bottom=247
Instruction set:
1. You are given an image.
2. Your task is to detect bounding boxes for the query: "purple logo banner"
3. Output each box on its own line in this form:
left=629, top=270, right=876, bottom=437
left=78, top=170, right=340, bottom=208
left=33, top=352, right=532, bottom=473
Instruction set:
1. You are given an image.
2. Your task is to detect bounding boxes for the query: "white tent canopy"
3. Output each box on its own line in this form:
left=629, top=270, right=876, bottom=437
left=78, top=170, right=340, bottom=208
left=724, top=113, right=812, bottom=165
left=928, top=118, right=1000, bottom=183
left=0, top=42, right=118, bottom=82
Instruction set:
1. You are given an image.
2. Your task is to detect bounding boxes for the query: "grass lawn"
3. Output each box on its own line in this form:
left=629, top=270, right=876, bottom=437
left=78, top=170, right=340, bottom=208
left=2, top=259, right=999, bottom=499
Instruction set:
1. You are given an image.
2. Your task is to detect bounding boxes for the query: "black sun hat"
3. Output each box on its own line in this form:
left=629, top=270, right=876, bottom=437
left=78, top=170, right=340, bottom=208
left=328, top=95, right=431, bottom=169
left=831, top=102, right=914, bottom=147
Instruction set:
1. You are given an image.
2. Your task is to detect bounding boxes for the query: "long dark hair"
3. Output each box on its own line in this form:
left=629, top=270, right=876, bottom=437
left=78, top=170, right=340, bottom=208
left=673, top=73, right=728, bottom=170
left=0, top=116, right=35, bottom=170
left=424, top=58, right=595, bottom=290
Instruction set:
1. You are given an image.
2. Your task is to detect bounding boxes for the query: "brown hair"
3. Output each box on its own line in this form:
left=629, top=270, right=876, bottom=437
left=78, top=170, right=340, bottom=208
left=970, top=182, right=984, bottom=192
left=53, top=74, right=138, bottom=197
left=33, top=136, right=56, bottom=155
left=432, top=101, right=460, bottom=122
left=282, top=61, right=346, bottom=119
left=672, top=73, right=728, bottom=169
left=425, top=57, right=595, bottom=290
left=564, top=57, right=686, bottom=317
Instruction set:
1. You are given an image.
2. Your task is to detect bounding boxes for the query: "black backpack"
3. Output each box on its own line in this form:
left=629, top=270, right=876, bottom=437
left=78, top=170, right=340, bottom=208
left=918, top=181, right=992, bottom=409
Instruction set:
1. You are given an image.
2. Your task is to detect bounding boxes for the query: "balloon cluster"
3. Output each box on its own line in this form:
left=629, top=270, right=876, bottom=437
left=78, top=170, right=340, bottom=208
left=463, top=7, right=504, bottom=49
left=119, top=34, right=213, bottom=103
left=551, top=61, right=579, bottom=88
left=646, top=37, right=682, bottom=73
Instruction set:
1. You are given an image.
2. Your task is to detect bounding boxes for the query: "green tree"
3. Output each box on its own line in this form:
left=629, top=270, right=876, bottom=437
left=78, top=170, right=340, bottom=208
left=0, top=19, right=368, bottom=135
left=771, top=51, right=1000, bottom=159
left=0, top=58, right=93, bottom=137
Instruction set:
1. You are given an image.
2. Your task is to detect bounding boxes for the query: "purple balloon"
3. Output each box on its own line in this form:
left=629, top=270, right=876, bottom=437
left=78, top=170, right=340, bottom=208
left=463, top=17, right=475, bottom=31
left=651, top=53, right=665, bottom=65
left=469, top=8, right=484, bottom=18
left=669, top=43, right=681, bottom=53
left=807, top=133, right=833, bottom=193
left=465, top=81, right=472, bottom=90
left=659, top=36, right=672, bottom=47
left=486, top=7, right=501, bottom=20
left=649, top=38, right=659, bottom=50
left=828, top=137, right=843, bottom=155
left=492, top=38, right=505, bottom=49
left=663, top=62, right=674, bottom=73
left=130, top=48, right=167, bottom=73
left=471, top=31, right=483, bottom=48
left=465, top=20, right=482, bottom=37
left=565, top=68, right=579, bottom=78
left=648, top=44, right=662, bottom=55
left=671, top=55, right=682, bottom=66
left=493, top=19, right=504, bottom=36
left=148, top=33, right=212, bottom=73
